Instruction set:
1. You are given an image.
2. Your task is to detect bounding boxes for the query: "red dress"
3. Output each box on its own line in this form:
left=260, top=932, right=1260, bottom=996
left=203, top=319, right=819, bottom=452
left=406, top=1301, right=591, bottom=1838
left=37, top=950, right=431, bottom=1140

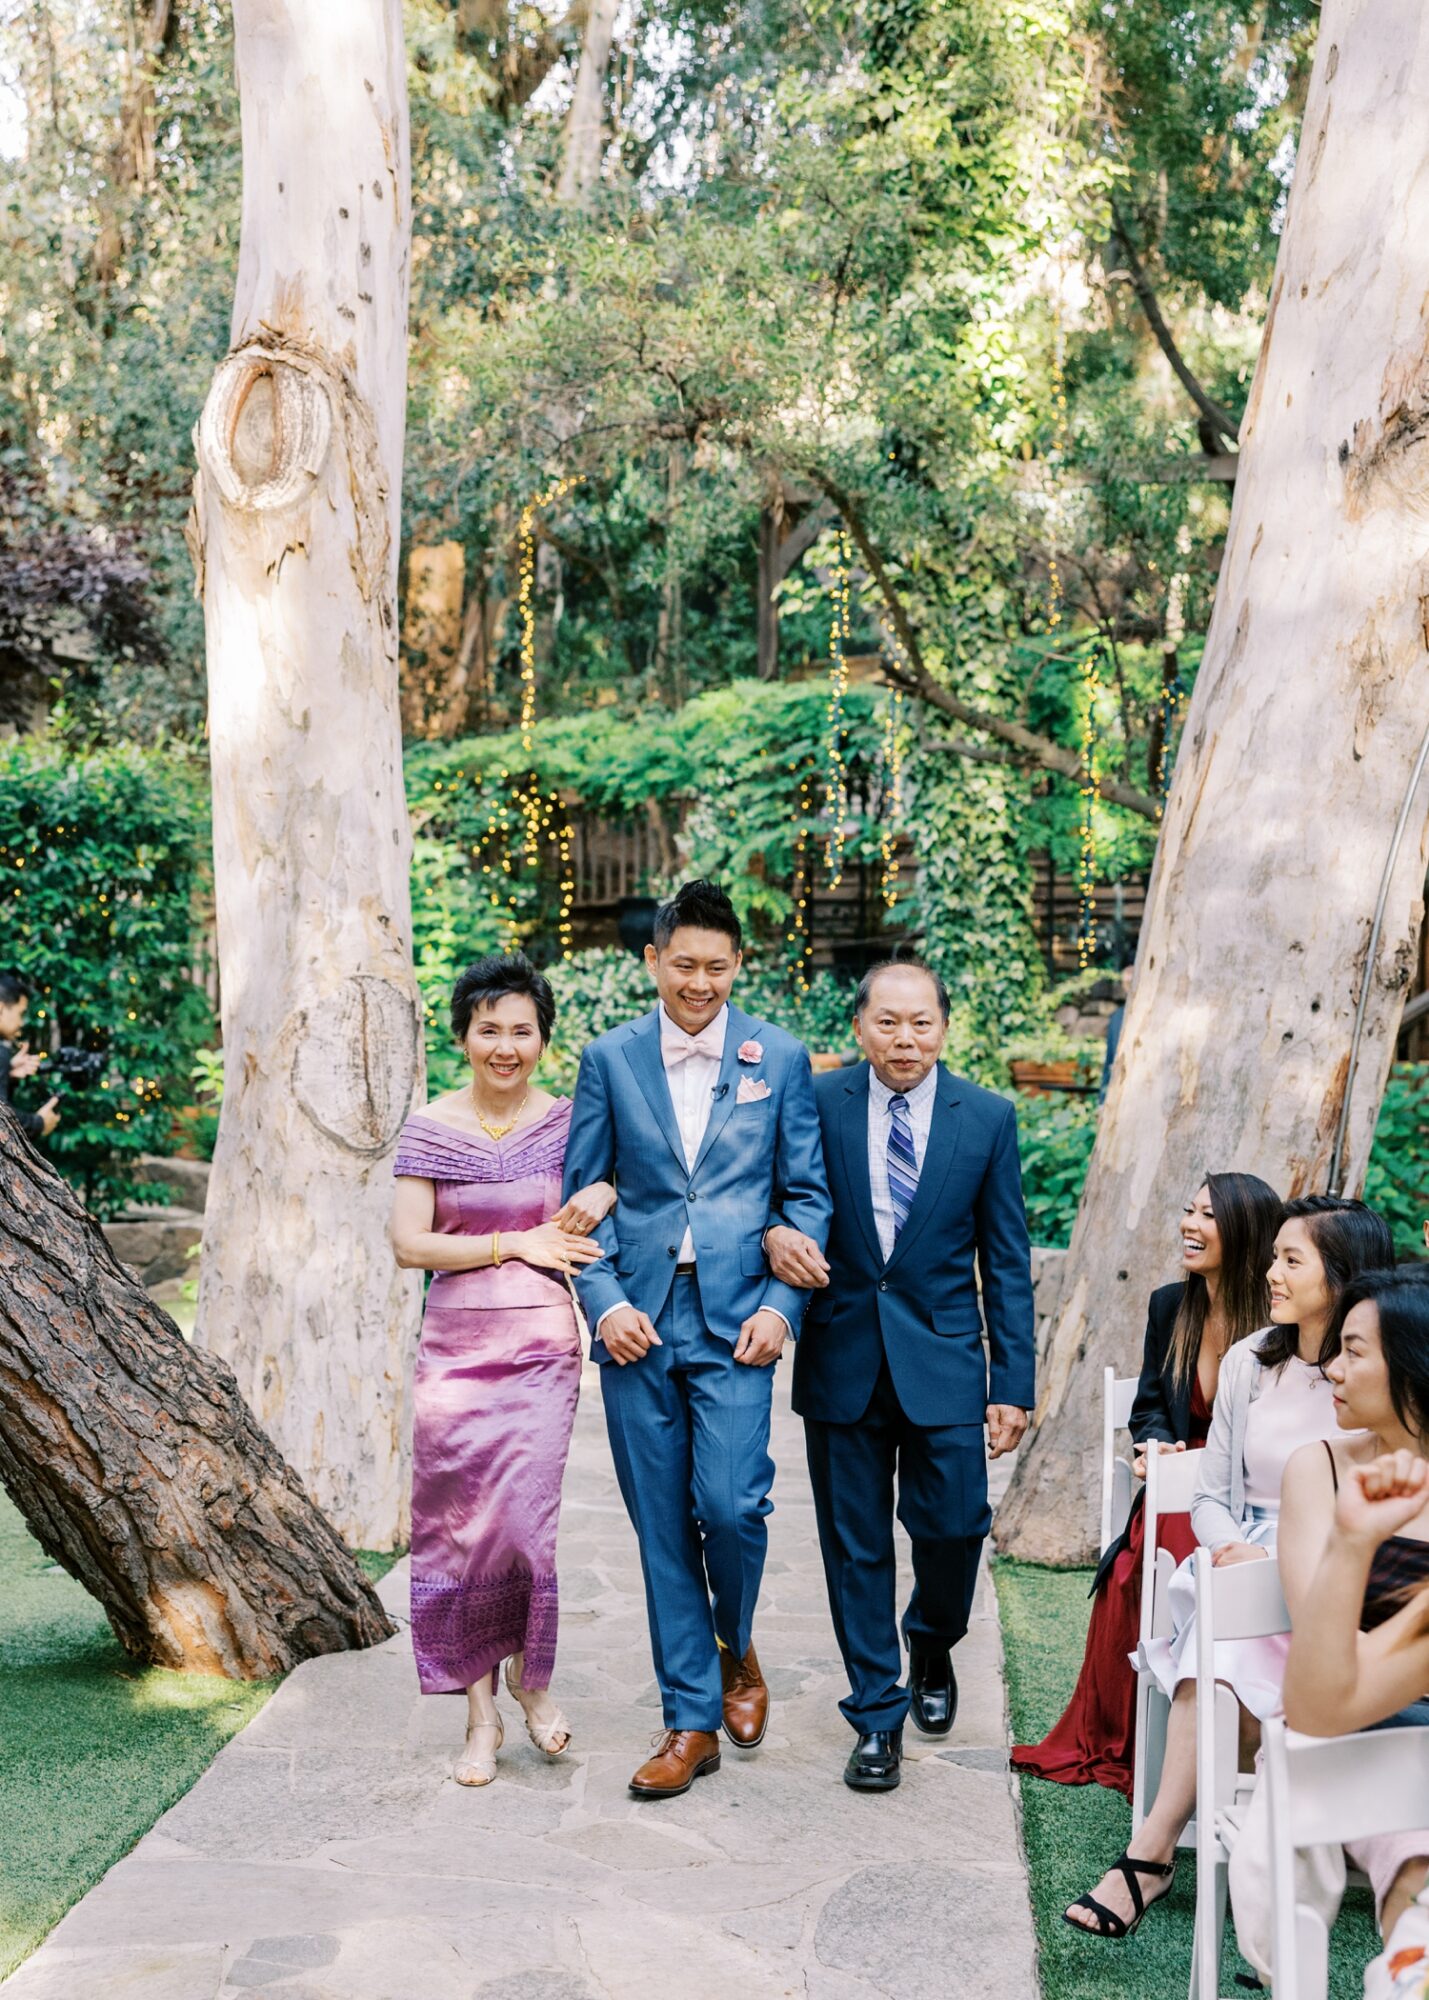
left=1010, top=1378, right=1212, bottom=1799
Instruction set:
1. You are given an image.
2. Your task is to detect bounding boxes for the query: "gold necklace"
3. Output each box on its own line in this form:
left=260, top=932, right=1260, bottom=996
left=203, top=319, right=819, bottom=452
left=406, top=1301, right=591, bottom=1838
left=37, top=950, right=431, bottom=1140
left=470, top=1084, right=529, bottom=1142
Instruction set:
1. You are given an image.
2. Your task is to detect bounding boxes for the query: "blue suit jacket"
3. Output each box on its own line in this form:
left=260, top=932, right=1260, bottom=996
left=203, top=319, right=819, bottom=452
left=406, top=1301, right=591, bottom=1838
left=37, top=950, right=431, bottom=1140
left=791, top=1061, right=1035, bottom=1427
left=563, top=1003, right=832, bottom=1357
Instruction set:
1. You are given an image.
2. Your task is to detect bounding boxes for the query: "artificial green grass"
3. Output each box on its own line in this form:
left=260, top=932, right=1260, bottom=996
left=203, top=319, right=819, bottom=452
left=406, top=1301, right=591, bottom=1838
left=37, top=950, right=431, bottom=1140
left=0, top=1490, right=279, bottom=1978
left=996, top=1558, right=1381, bottom=2000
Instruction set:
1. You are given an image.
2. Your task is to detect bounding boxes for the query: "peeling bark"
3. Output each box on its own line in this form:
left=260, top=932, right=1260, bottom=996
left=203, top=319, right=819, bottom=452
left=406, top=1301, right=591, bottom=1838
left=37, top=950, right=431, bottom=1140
left=188, top=1, right=422, bottom=1549
left=999, top=2, right=1429, bottom=1564
left=0, top=1107, right=394, bottom=1677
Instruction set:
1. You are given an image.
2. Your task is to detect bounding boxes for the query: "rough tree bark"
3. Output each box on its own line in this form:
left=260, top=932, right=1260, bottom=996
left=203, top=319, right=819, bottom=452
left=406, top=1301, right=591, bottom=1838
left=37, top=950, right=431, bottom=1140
left=0, top=1109, right=393, bottom=1676
left=998, top=1, right=1429, bottom=1564
left=188, top=0, right=423, bottom=1550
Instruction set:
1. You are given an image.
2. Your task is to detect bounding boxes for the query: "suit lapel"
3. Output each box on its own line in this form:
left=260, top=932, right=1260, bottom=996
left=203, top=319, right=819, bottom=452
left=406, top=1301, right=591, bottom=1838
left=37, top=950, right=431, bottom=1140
left=691, top=1004, right=752, bottom=1175
left=882, top=1067, right=962, bottom=1276
left=837, top=1063, right=882, bottom=1268
left=619, top=1009, right=687, bottom=1175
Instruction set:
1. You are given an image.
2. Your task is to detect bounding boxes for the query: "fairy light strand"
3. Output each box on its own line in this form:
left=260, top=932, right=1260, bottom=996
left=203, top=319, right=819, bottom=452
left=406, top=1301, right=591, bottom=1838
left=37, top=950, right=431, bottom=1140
left=1077, top=645, right=1104, bottom=969
left=824, top=529, right=852, bottom=889
left=879, top=687, right=904, bottom=910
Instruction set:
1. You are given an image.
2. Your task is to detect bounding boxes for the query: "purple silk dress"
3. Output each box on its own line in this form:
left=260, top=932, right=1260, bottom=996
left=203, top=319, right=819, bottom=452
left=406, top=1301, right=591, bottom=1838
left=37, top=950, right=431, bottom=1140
left=393, top=1099, right=581, bottom=1695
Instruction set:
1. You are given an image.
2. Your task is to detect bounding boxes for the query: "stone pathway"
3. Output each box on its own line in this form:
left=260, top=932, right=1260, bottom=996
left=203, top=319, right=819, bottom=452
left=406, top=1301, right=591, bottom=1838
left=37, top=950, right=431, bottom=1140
left=2, top=1366, right=1038, bottom=2000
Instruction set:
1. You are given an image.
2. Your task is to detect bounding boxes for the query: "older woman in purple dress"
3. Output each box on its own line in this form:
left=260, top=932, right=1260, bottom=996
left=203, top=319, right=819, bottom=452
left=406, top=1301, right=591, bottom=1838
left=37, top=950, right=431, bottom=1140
left=392, top=953, right=612, bottom=1787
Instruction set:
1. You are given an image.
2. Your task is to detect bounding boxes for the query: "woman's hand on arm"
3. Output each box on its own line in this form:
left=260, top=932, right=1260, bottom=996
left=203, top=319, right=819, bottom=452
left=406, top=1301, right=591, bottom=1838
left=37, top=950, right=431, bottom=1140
left=508, top=1222, right=606, bottom=1275
left=550, top=1181, right=616, bottom=1236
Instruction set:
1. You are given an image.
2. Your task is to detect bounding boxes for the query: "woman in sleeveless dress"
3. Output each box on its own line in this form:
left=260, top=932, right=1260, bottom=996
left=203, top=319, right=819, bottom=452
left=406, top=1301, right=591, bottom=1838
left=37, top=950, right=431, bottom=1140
left=1013, top=1172, right=1280, bottom=1798
left=392, top=953, right=614, bottom=1787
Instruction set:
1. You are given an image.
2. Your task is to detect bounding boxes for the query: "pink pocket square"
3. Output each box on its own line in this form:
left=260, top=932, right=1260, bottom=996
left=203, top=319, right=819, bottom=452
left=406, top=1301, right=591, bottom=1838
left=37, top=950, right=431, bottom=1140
left=736, top=1076, right=771, bottom=1104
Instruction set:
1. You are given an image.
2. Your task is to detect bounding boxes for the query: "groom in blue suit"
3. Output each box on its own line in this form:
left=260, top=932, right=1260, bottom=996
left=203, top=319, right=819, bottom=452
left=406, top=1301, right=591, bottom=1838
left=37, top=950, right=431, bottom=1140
left=772, top=958, right=1035, bottom=1791
left=563, top=880, right=830, bottom=1798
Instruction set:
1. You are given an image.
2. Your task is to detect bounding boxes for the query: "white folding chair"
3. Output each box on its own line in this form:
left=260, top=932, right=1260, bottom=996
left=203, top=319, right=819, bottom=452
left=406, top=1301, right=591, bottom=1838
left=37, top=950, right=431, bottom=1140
left=1132, top=1443, right=1207, bottom=1836
left=1100, top=1366, right=1141, bottom=1555
left=1264, top=1717, right=1429, bottom=2000
left=1189, top=1547, right=1289, bottom=2000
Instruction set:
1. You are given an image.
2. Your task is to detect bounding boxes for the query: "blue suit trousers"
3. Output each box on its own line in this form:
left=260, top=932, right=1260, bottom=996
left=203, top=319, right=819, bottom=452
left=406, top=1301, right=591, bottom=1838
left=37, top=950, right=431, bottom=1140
left=600, top=1273, right=775, bottom=1732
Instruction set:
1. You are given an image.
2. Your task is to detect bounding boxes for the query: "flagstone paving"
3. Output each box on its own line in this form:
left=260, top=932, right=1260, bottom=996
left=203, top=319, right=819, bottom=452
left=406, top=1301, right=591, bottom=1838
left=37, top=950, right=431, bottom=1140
left=2, top=1366, right=1037, bottom=2000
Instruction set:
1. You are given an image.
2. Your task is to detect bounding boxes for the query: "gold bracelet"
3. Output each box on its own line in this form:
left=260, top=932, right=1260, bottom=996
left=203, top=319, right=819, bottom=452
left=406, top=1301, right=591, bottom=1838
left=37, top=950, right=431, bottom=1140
left=491, top=1229, right=502, bottom=1268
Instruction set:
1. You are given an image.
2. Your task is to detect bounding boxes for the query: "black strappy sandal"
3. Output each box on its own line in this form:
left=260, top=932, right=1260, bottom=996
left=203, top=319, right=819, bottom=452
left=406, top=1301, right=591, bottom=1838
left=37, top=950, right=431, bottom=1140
left=1063, top=1849, right=1176, bottom=1939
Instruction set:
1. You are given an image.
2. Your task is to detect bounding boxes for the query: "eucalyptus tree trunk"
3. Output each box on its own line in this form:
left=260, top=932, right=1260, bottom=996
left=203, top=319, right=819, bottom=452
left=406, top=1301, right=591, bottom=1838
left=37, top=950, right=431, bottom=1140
left=188, top=0, right=422, bottom=1550
left=999, top=0, right=1429, bottom=1564
left=555, top=0, right=619, bottom=205
left=0, top=1108, right=394, bottom=1676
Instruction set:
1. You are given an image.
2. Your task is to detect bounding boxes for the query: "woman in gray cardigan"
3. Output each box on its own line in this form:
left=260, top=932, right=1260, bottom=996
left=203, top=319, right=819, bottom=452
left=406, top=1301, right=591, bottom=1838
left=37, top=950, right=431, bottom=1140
left=1065, top=1195, right=1395, bottom=1941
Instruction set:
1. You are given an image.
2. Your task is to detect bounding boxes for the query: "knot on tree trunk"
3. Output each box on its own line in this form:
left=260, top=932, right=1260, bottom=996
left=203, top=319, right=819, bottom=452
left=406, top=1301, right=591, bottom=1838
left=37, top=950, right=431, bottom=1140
left=288, top=973, right=422, bottom=1156
left=198, top=342, right=334, bottom=513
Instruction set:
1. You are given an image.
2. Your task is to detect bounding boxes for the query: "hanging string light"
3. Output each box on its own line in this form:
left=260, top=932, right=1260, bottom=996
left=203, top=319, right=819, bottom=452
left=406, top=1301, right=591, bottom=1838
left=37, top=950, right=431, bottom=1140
left=787, top=758, right=816, bottom=993
left=1077, top=644, right=1105, bottom=969
left=879, top=688, right=904, bottom=910
left=824, top=528, right=852, bottom=888
left=1046, top=288, right=1070, bottom=632
left=517, top=474, right=580, bottom=869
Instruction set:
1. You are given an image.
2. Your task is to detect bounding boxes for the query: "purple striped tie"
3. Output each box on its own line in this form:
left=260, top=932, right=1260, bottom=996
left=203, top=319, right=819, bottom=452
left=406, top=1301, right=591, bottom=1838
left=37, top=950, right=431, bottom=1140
left=888, top=1093, right=918, bottom=1237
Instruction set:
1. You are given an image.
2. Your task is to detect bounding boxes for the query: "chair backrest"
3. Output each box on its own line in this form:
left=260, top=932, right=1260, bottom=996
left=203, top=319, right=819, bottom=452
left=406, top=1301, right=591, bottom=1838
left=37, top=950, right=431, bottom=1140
left=1139, top=1444, right=1207, bottom=1644
left=1193, top=1546, right=1289, bottom=1811
left=1266, top=1718, right=1429, bottom=1996
left=1191, top=1551, right=1290, bottom=2000
left=1107, top=1368, right=1139, bottom=1430
left=1101, top=1368, right=1142, bottom=1553
left=1265, top=1715, right=1429, bottom=1850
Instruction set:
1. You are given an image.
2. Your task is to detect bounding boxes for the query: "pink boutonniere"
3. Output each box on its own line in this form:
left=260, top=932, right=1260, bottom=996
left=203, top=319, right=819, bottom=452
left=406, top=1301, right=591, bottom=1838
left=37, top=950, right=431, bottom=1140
left=737, top=1039, right=763, bottom=1064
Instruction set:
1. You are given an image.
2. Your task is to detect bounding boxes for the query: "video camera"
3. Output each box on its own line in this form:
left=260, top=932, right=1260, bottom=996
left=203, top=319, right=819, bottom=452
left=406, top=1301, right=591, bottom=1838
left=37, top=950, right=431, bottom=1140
left=47, top=1046, right=108, bottom=1090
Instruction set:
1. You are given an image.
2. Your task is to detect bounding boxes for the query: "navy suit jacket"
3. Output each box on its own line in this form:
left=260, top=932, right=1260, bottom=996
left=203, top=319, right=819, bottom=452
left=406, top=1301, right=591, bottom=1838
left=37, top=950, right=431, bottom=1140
left=791, top=1061, right=1036, bottom=1428
left=563, top=1003, right=831, bottom=1355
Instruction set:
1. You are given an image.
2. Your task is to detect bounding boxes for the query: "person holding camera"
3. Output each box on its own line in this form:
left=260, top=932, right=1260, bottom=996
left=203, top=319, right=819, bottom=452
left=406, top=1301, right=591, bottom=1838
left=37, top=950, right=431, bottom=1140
left=0, top=971, right=59, bottom=1141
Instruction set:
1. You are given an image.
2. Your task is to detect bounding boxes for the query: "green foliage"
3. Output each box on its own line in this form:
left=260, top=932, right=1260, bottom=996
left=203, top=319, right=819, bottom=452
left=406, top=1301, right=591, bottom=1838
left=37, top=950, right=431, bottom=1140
left=1007, top=1091, right=1100, bottom=1248
left=0, top=736, right=213, bottom=1214
left=1365, top=1064, right=1429, bottom=1262
left=406, top=680, right=900, bottom=945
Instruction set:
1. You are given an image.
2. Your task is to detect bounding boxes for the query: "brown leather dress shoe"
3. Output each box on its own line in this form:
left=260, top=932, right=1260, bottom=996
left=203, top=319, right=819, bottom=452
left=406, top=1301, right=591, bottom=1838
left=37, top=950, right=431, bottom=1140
left=629, top=1729, right=722, bottom=1798
left=719, top=1642, right=770, bottom=1747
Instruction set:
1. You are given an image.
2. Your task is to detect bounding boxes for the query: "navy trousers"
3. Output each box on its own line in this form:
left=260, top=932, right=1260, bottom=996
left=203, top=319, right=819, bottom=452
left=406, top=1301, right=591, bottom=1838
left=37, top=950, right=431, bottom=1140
left=600, top=1273, right=775, bottom=1731
left=804, top=1357, right=991, bottom=1733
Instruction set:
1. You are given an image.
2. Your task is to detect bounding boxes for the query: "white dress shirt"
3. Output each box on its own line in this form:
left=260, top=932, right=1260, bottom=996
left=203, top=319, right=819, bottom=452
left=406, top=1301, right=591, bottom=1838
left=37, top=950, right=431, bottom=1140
left=867, top=1063, right=938, bottom=1263
left=660, top=1002, right=727, bottom=1263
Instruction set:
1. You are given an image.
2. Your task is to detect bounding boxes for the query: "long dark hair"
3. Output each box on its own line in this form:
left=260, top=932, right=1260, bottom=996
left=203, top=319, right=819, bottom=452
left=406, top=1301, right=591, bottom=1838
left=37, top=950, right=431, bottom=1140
left=1168, top=1172, right=1282, bottom=1389
left=1258, top=1194, right=1396, bottom=1372
left=1327, top=1268, right=1429, bottom=1442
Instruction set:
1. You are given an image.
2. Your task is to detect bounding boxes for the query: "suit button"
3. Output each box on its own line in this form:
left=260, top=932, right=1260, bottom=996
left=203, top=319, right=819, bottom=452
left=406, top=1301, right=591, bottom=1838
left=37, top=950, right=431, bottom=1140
left=667, top=1245, right=677, bottom=1257
left=878, top=1281, right=887, bottom=1292
left=688, top=1191, right=698, bottom=1201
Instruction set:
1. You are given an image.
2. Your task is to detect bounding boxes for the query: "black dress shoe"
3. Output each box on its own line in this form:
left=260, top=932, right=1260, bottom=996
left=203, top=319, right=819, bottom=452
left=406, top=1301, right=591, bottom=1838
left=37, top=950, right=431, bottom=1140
left=844, top=1728, right=903, bottom=1792
left=909, top=1648, right=957, bottom=1736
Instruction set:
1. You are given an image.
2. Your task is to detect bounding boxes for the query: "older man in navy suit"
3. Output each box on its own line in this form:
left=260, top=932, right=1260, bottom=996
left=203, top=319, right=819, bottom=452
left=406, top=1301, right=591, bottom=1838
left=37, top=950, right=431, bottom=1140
left=769, top=958, right=1035, bottom=1791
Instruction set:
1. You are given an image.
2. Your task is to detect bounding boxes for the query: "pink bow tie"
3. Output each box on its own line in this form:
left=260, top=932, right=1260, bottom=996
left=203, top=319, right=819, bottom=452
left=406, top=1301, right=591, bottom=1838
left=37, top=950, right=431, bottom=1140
left=663, top=1026, right=723, bottom=1066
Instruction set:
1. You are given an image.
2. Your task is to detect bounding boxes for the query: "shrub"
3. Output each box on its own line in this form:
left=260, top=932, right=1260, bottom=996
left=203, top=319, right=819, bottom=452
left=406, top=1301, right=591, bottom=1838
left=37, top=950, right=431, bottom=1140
left=1006, top=1089, right=1099, bottom=1248
left=1365, top=1063, right=1429, bottom=1261
left=0, top=737, right=213, bottom=1214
